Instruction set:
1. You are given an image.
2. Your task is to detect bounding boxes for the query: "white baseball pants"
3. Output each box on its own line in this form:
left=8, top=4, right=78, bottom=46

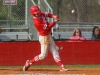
left=39, top=34, right=61, bottom=62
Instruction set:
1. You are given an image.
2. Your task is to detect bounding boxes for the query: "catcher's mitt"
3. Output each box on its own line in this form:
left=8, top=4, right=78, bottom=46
left=0, top=28, right=2, bottom=33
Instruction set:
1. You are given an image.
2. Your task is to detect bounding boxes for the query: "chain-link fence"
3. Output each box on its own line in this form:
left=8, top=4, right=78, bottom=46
left=49, top=0, right=100, bottom=23
left=1, top=0, right=100, bottom=40
left=47, top=0, right=100, bottom=39
left=26, top=0, right=38, bottom=40
left=1, top=0, right=100, bottom=24
left=0, top=0, right=27, bottom=32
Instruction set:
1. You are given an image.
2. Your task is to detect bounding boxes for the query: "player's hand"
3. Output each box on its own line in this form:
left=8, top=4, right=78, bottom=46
left=53, top=16, right=59, bottom=22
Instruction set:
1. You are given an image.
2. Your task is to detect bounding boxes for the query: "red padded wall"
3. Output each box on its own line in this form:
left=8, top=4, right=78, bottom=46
left=0, top=40, right=100, bottom=66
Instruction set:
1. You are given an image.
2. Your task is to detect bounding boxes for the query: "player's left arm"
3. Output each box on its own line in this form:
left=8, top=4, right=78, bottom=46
left=48, top=13, right=59, bottom=22
left=47, top=13, right=59, bottom=29
left=42, top=12, right=59, bottom=28
left=43, top=12, right=59, bottom=22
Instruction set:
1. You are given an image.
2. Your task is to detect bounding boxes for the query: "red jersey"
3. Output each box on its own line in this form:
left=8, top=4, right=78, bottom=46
left=33, top=12, right=56, bottom=36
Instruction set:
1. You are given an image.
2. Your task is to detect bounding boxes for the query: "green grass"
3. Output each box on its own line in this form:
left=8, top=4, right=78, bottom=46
left=67, top=65, right=100, bottom=68
left=0, top=65, right=100, bottom=69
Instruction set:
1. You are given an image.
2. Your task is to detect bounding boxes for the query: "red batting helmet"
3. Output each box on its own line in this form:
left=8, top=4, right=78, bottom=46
left=30, top=5, right=41, bottom=15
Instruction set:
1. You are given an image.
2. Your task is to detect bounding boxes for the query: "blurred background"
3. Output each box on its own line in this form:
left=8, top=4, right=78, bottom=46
left=0, top=0, right=100, bottom=40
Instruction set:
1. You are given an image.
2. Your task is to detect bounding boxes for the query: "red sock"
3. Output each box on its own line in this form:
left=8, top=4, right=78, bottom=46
left=55, top=58, right=64, bottom=67
left=57, top=61, right=64, bottom=67
left=30, top=55, right=40, bottom=64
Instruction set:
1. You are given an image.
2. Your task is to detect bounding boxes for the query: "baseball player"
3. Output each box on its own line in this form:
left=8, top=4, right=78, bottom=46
left=23, top=5, right=68, bottom=72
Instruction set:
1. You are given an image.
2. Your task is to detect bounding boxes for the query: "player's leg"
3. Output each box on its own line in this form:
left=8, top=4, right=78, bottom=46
left=35, top=35, right=50, bottom=61
left=23, top=35, right=50, bottom=71
left=49, top=35, right=68, bottom=71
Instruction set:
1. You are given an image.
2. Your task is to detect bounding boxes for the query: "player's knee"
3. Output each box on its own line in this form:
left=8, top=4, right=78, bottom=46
left=39, top=54, right=47, bottom=60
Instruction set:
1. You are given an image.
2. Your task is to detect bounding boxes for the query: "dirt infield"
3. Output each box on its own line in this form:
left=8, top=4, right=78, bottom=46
left=0, top=68, right=100, bottom=75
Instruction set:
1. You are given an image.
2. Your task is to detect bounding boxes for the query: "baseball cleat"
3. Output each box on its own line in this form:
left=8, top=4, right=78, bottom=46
left=23, top=60, right=31, bottom=71
left=60, top=67, right=69, bottom=72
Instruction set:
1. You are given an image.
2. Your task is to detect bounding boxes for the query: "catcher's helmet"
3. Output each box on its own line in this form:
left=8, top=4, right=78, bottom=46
left=30, top=5, right=41, bottom=15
